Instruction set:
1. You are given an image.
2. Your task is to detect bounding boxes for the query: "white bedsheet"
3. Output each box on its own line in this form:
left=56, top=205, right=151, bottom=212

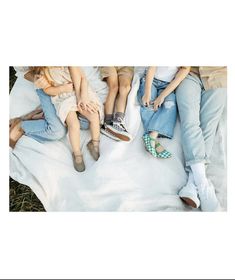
left=9, top=67, right=227, bottom=211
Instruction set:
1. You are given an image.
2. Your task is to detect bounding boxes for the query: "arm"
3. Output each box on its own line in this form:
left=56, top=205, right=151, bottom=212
left=24, top=70, right=74, bottom=96
left=142, top=67, right=156, bottom=106
left=43, top=84, right=73, bottom=96
left=69, top=67, right=98, bottom=112
left=153, top=66, right=190, bottom=110
left=68, top=66, right=86, bottom=100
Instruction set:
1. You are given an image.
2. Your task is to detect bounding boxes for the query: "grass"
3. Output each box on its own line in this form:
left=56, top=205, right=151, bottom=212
left=9, top=67, right=45, bottom=212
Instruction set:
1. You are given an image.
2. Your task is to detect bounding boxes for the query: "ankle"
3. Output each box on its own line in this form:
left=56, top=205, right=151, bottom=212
left=91, top=139, right=100, bottom=146
left=73, top=151, right=82, bottom=156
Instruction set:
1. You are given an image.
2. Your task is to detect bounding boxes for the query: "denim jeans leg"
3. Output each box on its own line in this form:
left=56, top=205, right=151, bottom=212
left=176, top=74, right=206, bottom=166
left=148, top=92, right=177, bottom=138
left=200, top=87, right=226, bottom=162
left=21, top=89, right=67, bottom=142
left=137, top=77, right=157, bottom=133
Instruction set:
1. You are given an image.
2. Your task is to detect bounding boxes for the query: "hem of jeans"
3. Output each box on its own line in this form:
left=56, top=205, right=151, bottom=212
left=147, top=129, right=173, bottom=139
left=186, top=158, right=206, bottom=167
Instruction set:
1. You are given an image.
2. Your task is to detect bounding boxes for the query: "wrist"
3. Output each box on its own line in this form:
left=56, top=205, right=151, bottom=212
left=144, top=92, right=151, bottom=97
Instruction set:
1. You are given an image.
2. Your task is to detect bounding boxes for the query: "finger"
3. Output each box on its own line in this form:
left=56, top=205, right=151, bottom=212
left=86, top=104, right=96, bottom=113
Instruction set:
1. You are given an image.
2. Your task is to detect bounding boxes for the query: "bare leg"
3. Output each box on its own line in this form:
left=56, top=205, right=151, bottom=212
left=116, top=75, right=132, bottom=113
left=79, top=109, right=100, bottom=160
left=79, top=109, right=100, bottom=142
left=65, top=111, right=81, bottom=156
left=9, top=106, right=44, bottom=128
left=104, top=75, right=119, bottom=116
left=9, top=120, right=24, bottom=148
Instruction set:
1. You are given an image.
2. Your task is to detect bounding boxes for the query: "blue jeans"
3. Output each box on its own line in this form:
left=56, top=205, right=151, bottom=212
left=21, top=89, right=67, bottom=142
left=176, top=74, right=226, bottom=166
left=137, top=77, right=177, bottom=138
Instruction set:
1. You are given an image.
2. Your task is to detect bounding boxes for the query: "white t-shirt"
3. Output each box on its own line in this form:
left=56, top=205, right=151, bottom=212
left=154, top=66, right=179, bottom=82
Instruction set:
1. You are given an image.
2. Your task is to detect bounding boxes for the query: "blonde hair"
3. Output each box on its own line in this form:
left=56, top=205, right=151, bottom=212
left=30, top=66, right=54, bottom=85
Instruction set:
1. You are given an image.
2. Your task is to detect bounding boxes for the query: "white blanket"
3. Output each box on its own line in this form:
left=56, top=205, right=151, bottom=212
left=9, top=67, right=227, bottom=211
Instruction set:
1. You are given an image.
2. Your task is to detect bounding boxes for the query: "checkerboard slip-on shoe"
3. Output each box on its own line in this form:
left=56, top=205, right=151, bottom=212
left=153, top=140, right=172, bottom=159
left=143, top=134, right=158, bottom=157
left=179, top=182, right=200, bottom=208
left=197, top=180, right=220, bottom=212
left=106, top=121, right=132, bottom=142
left=100, top=123, right=120, bottom=141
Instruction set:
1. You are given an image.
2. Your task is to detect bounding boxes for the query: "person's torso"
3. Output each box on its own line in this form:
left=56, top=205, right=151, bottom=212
left=154, top=66, right=179, bottom=82
left=46, top=67, right=72, bottom=86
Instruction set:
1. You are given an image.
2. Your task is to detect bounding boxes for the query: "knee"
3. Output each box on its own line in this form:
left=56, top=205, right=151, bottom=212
left=119, top=84, right=131, bottom=96
left=180, top=114, right=200, bottom=131
left=108, top=81, right=119, bottom=94
left=67, top=119, right=80, bottom=131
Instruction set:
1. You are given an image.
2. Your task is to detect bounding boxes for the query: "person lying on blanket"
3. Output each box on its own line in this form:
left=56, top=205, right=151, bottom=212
left=10, top=70, right=68, bottom=147
left=99, top=66, right=134, bottom=142
left=176, top=66, right=227, bottom=211
left=137, top=66, right=190, bottom=159
left=10, top=67, right=103, bottom=172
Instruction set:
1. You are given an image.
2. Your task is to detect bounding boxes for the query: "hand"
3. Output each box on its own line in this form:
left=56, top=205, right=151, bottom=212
left=142, top=93, right=151, bottom=107
left=77, top=95, right=98, bottom=113
left=34, top=75, right=50, bottom=89
left=60, top=83, right=74, bottom=93
left=153, top=95, right=165, bottom=111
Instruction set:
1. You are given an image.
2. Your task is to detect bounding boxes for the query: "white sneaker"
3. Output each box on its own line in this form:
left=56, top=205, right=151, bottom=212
left=197, top=180, right=220, bottom=212
left=179, top=182, right=200, bottom=208
left=100, top=123, right=120, bottom=141
left=106, top=119, right=132, bottom=142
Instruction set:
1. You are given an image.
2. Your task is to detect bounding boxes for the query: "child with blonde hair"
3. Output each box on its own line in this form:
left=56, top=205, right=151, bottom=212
left=32, top=66, right=102, bottom=172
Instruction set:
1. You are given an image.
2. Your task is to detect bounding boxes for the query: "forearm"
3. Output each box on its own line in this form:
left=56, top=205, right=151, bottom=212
left=144, top=67, right=156, bottom=96
left=69, top=67, right=83, bottom=100
left=160, top=67, right=190, bottom=98
left=43, top=85, right=67, bottom=96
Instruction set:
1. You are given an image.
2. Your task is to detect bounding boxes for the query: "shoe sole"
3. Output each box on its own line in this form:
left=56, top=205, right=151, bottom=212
left=101, top=129, right=120, bottom=141
left=180, top=197, right=197, bottom=208
left=106, top=127, right=131, bottom=142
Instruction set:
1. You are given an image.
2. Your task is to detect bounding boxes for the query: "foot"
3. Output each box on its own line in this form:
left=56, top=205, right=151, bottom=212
left=9, top=117, right=21, bottom=128
left=143, top=134, right=158, bottom=157
left=21, top=107, right=44, bottom=121
left=155, top=142, right=172, bottom=158
left=72, top=153, right=85, bottom=172
left=144, top=134, right=171, bottom=159
left=179, top=182, right=200, bottom=208
left=87, top=140, right=100, bottom=161
left=101, top=123, right=120, bottom=141
left=9, top=120, right=24, bottom=148
left=197, top=180, right=220, bottom=212
left=106, top=120, right=132, bottom=142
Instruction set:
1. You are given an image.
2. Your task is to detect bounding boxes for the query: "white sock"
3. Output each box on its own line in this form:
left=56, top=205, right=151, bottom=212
left=190, top=163, right=208, bottom=186
left=187, top=170, right=195, bottom=184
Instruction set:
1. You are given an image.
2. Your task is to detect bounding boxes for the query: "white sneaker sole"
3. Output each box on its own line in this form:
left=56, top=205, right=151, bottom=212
left=101, top=128, right=120, bottom=141
left=106, top=125, right=132, bottom=142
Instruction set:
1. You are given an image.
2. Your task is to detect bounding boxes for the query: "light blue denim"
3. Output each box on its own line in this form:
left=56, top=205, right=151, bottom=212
left=78, top=114, right=90, bottom=130
left=176, top=74, right=226, bottom=166
left=137, top=77, right=177, bottom=138
left=21, top=89, right=67, bottom=142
